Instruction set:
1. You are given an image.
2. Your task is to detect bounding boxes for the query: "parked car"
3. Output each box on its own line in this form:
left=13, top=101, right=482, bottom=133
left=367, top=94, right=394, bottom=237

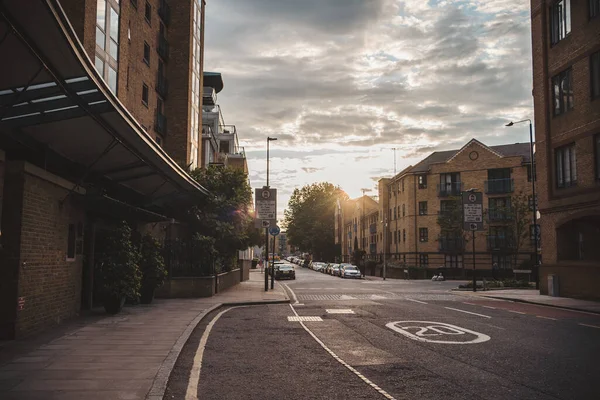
left=275, top=264, right=296, bottom=280
left=340, top=264, right=361, bottom=278
left=330, top=264, right=341, bottom=276
left=313, top=262, right=325, bottom=272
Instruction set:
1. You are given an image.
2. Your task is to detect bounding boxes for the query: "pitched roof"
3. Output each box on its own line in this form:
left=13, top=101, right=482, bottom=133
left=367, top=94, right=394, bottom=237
left=409, top=142, right=531, bottom=173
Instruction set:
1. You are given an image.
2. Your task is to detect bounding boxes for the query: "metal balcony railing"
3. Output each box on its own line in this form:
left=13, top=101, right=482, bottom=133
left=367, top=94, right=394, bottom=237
left=485, top=178, right=514, bottom=194
left=155, top=111, right=167, bottom=135
left=158, top=0, right=171, bottom=25
left=438, top=236, right=465, bottom=252
left=156, top=72, right=168, bottom=99
left=219, top=125, right=237, bottom=135
left=487, top=235, right=514, bottom=251
left=437, top=182, right=463, bottom=197
left=488, top=209, right=512, bottom=222
left=157, top=33, right=169, bottom=61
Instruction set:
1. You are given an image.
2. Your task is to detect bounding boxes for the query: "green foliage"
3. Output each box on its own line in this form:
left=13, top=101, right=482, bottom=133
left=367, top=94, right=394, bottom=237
left=140, top=234, right=167, bottom=288
left=459, top=279, right=531, bottom=289
left=284, top=182, right=348, bottom=261
left=97, top=221, right=141, bottom=299
left=437, top=197, right=467, bottom=250
left=188, top=166, right=260, bottom=265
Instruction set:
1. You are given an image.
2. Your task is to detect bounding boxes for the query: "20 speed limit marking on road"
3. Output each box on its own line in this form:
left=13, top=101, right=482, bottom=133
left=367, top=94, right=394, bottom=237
left=386, top=321, right=490, bottom=344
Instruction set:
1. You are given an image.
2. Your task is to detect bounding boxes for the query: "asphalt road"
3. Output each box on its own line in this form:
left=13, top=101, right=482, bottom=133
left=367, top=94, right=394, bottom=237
left=165, top=267, right=600, bottom=400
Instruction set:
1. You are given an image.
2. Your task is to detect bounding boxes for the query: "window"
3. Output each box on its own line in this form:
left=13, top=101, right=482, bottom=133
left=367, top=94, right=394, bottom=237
left=591, top=0, right=600, bottom=19
left=592, top=51, right=600, bottom=100
left=401, top=179, right=405, bottom=192
left=402, top=204, right=405, bottom=217
left=419, top=254, right=429, bottom=267
left=445, top=255, right=463, bottom=268
left=419, top=228, right=428, bottom=242
left=550, top=0, right=571, bottom=45
left=402, top=229, right=406, bottom=242
left=145, top=1, right=152, bottom=24
left=393, top=207, right=397, bottom=220
left=526, top=163, right=537, bottom=182
left=596, top=135, right=600, bottom=179
left=131, top=0, right=138, bottom=9
left=394, top=230, right=398, bottom=244
left=552, top=68, right=573, bottom=115
left=418, top=201, right=427, bottom=215
left=142, top=83, right=149, bottom=106
left=67, top=223, right=76, bottom=261
left=556, top=143, right=577, bottom=188
left=143, top=42, right=150, bottom=65
left=492, top=255, right=512, bottom=269
left=418, top=175, right=427, bottom=189
left=95, top=0, right=120, bottom=94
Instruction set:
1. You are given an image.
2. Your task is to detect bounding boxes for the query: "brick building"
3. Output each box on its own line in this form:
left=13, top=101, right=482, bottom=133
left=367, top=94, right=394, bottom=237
left=530, top=0, right=600, bottom=299
left=337, top=195, right=379, bottom=263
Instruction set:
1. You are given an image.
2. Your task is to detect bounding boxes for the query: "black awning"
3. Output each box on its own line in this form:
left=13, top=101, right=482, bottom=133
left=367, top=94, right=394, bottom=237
left=0, top=0, right=210, bottom=213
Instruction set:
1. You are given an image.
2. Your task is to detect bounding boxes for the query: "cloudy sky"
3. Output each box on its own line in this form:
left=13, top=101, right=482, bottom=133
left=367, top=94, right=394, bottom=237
left=204, top=0, right=533, bottom=220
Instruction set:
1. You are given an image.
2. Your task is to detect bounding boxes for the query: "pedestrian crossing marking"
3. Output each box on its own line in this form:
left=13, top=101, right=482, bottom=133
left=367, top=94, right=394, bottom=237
left=288, top=316, right=323, bottom=322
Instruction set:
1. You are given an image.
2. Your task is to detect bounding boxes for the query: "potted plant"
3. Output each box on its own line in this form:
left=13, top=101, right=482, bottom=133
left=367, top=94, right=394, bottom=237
left=140, top=234, right=167, bottom=304
left=97, top=221, right=141, bottom=314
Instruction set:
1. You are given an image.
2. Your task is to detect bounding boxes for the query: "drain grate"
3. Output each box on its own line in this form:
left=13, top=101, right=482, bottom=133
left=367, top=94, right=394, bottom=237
left=288, top=316, right=323, bottom=322
left=326, top=309, right=355, bottom=314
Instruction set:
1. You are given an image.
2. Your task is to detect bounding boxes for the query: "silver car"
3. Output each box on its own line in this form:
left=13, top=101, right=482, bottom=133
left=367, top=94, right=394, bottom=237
left=340, top=264, right=361, bottom=279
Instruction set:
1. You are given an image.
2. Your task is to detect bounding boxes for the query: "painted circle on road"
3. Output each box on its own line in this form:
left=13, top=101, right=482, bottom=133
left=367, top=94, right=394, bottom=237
left=386, top=321, right=490, bottom=344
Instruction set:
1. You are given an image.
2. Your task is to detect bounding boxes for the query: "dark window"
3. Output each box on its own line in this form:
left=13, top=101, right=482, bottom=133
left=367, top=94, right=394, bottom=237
left=143, top=41, right=150, bottom=65
left=402, top=229, right=406, bottom=242
left=67, top=223, right=76, bottom=260
left=596, top=135, right=600, bottom=179
left=419, top=254, right=429, bottom=267
left=591, top=0, right=600, bottom=19
left=445, top=255, right=463, bottom=268
left=550, top=0, right=571, bottom=45
left=419, top=228, right=428, bottom=242
left=492, top=255, right=512, bottom=269
left=552, top=68, right=573, bottom=115
left=418, top=201, right=427, bottom=215
left=131, top=0, right=138, bottom=9
left=394, top=230, right=398, bottom=244
left=402, top=204, right=405, bottom=217
left=142, top=83, right=149, bottom=106
left=592, top=51, right=600, bottom=99
left=418, top=174, right=427, bottom=189
left=556, top=143, right=577, bottom=188
left=488, top=168, right=510, bottom=180
left=401, top=179, right=405, bottom=192
left=145, top=1, right=151, bottom=24
left=526, top=164, right=537, bottom=182
left=393, top=207, right=397, bottom=220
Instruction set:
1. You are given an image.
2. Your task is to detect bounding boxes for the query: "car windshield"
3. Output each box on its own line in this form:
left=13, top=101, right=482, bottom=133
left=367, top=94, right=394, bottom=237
left=344, top=266, right=358, bottom=271
left=278, top=266, right=293, bottom=271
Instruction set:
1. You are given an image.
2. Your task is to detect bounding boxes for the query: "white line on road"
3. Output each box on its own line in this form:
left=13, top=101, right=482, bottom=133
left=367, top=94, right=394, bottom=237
left=282, top=282, right=299, bottom=304
left=444, top=307, right=492, bottom=319
left=482, top=306, right=497, bottom=310
left=579, top=323, right=600, bottom=329
left=406, top=298, right=428, bottom=305
left=288, top=304, right=396, bottom=400
left=507, top=310, right=526, bottom=315
left=185, top=306, right=245, bottom=400
left=536, top=316, right=557, bottom=321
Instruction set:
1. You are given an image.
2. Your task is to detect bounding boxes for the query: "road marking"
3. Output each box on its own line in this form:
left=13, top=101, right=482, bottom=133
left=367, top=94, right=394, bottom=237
left=482, top=306, right=497, bottom=310
left=445, top=307, right=492, bottom=319
left=507, top=310, right=526, bottom=315
left=288, top=304, right=396, bottom=400
left=185, top=306, right=244, bottom=400
left=462, top=302, right=480, bottom=306
left=326, top=309, right=355, bottom=314
left=293, top=303, right=305, bottom=306
left=282, top=282, right=299, bottom=304
left=288, top=316, right=323, bottom=322
left=406, top=298, right=428, bottom=305
left=579, top=323, right=600, bottom=329
left=340, top=295, right=356, bottom=300
left=536, top=316, right=557, bottom=321
left=386, top=321, right=491, bottom=344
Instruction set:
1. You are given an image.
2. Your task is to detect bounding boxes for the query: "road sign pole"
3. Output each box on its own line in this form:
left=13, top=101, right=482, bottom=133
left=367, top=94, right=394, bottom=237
left=264, top=227, right=269, bottom=291
left=472, top=229, right=476, bottom=293
left=271, top=233, right=275, bottom=289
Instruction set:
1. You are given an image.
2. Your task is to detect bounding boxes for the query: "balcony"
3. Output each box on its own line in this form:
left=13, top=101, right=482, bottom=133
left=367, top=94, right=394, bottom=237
left=158, top=0, right=171, bottom=26
left=157, top=33, right=169, bottom=61
left=156, top=72, right=168, bottom=99
left=487, top=235, right=514, bottom=251
left=219, top=125, right=237, bottom=135
left=488, top=209, right=512, bottom=222
left=203, top=87, right=217, bottom=106
left=437, top=182, right=462, bottom=197
left=155, top=111, right=167, bottom=135
left=438, top=236, right=465, bottom=253
left=485, top=178, right=514, bottom=194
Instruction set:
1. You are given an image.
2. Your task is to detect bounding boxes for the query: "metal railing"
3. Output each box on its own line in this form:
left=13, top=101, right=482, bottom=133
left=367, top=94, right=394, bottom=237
left=156, top=72, right=168, bottom=98
left=157, top=33, right=169, bottom=61
left=485, top=178, right=514, bottom=194
left=437, top=182, right=463, bottom=197
left=155, top=111, right=167, bottom=135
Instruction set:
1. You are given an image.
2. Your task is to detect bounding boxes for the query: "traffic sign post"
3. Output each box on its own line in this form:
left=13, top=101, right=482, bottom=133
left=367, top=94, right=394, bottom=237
left=269, top=225, right=280, bottom=290
left=255, top=187, right=277, bottom=229
left=463, top=192, right=483, bottom=292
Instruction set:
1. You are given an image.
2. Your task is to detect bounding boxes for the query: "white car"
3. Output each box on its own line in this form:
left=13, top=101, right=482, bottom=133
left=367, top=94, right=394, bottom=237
left=340, top=264, right=361, bottom=279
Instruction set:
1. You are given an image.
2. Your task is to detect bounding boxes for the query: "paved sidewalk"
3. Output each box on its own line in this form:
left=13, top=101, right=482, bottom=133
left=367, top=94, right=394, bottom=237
left=457, top=289, right=600, bottom=314
left=0, top=271, right=288, bottom=400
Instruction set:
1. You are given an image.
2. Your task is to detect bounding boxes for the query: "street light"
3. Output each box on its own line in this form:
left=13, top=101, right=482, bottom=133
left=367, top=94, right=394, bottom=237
left=506, top=119, right=539, bottom=290
left=265, top=136, right=277, bottom=291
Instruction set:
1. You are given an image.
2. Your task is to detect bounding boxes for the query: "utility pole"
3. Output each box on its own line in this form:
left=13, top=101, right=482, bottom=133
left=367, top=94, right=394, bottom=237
left=265, top=137, right=277, bottom=291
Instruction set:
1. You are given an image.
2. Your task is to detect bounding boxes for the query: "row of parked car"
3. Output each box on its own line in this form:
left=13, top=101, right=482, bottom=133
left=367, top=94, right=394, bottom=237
left=309, top=261, right=362, bottom=279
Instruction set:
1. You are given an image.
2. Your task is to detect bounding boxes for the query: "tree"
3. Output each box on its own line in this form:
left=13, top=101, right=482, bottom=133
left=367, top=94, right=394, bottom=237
left=436, top=196, right=467, bottom=252
left=188, top=165, right=261, bottom=269
left=493, top=191, right=533, bottom=267
left=284, top=182, right=348, bottom=261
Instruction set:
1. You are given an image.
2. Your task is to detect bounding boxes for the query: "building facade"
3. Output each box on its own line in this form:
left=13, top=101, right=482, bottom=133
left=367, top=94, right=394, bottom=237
left=376, top=139, right=536, bottom=274
left=338, top=196, right=379, bottom=263
left=530, top=0, right=600, bottom=299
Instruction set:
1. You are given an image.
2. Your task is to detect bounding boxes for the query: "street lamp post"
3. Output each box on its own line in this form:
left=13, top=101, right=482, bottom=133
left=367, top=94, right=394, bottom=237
left=381, top=216, right=387, bottom=280
left=506, top=120, right=539, bottom=289
left=265, top=137, right=277, bottom=291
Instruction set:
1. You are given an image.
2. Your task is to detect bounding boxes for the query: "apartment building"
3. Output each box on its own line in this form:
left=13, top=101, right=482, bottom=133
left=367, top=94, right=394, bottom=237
left=530, top=0, right=600, bottom=299
left=378, top=139, right=536, bottom=273
left=338, top=195, right=379, bottom=263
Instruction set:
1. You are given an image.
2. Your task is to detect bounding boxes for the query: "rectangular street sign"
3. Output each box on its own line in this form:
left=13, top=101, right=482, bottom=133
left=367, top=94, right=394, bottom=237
left=254, top=187, right=277, bottom=228
left=462, top=191, right=484, bottom=231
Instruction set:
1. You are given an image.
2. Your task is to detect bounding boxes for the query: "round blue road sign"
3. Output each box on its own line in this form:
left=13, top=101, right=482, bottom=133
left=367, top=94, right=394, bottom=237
left=269, top=226, right=280, bottom=236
